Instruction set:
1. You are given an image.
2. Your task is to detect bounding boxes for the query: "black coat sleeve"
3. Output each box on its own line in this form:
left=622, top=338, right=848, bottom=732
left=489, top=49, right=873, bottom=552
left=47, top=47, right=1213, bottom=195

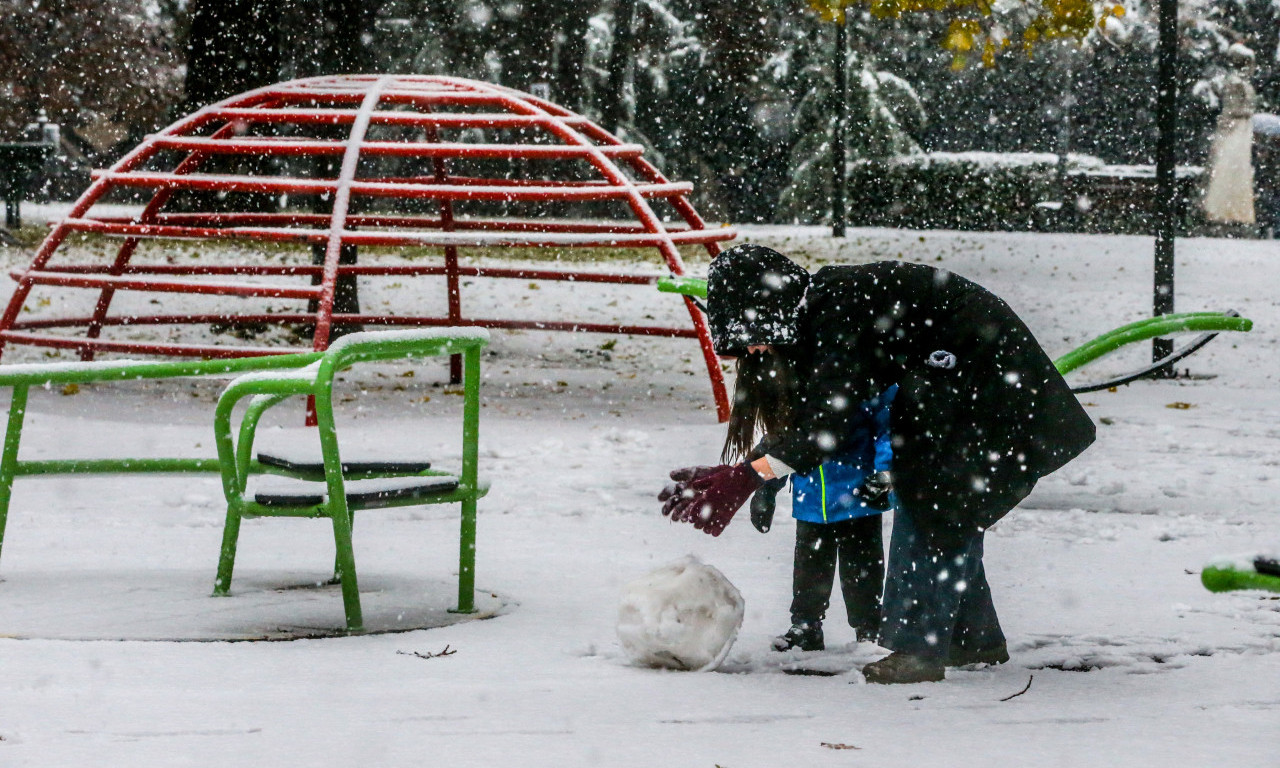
left=763, top=265, right=906, bottom=475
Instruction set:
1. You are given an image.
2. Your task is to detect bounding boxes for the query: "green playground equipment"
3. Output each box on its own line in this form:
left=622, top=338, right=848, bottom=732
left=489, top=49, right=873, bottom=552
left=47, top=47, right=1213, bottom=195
left=657, top=276, right=1253, bottom=392
left=1051, top=311, right=1252, bottom=391
left=656, top=275, right=710, bottom=301
left=1201, top=558, right=1280, bottom=594
left=0, top=328, right=489, bottom=632
left=212, top=329, right=488, bottom=631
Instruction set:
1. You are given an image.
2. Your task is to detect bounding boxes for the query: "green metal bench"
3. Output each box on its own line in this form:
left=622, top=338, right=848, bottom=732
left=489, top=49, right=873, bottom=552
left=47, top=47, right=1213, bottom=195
left=212, top=328, right=488, bottom=631
left=0, top=328, right=489, bottom=633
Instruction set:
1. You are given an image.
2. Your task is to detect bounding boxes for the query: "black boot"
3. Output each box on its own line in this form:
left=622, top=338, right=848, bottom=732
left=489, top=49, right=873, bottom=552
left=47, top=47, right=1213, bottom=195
left=862, top=652, right=945, bottom=684
left=946, top=643, right=1009, bottom=667
left=772, top=622, right=824, bottom=652
left=850, top=623, right=880, bottom=645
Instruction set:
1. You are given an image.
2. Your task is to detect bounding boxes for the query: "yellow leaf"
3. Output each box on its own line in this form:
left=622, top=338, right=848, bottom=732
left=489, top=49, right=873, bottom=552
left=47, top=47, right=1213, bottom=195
left=1098, top=3, right=1126, bottom=30
left=807, top=0, right=848, bottom=23
left=944, top=19, right=981, bottom=52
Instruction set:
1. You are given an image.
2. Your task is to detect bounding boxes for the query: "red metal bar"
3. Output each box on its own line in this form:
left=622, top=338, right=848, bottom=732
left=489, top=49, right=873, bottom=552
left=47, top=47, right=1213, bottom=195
left=58, top=218, right=734, bottom=249
left=0, top=330, right=308, bottom=358
left=424, top=111, right=465, bottom=383
left=273, top=228, right=732, bottom=249
left=6, top=315, right=699, bottom=338
left=93, top=212, right=707, bottom=235
left=209, top=108, right=595, bottom=130
left=311, top=75, right=389, bottom=352
left=366, top=176, right=612, bottom=188
left=21, top=271, right=321, bottom=300
left=20, top=264, right=669, bottom=284
left=151, top=135, right=644, bottom=160
left=267, top=89, right=522, bottom=108
left=263, top=86, right=515, bottom=103
left=89, top=171, right=331, bottom=194
left=90, top=171, right=694, bottom=201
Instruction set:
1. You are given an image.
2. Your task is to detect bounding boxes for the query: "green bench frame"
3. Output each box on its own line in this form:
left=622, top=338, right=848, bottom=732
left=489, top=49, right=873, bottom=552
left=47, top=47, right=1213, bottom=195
left=0, top=328, right=488, bottom=633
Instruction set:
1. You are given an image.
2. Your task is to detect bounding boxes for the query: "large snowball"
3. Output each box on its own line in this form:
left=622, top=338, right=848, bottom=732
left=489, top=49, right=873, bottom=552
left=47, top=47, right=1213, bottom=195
left=617, top=556, right=745, bottom=671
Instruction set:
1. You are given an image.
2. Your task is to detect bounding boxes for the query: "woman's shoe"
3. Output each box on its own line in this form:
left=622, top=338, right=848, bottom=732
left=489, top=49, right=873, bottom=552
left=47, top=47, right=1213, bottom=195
left=862, top=652, right=945, bottom=684
left=946, top=644, right=1009, bottom=667
left=772, top=622, right=824, bottom=651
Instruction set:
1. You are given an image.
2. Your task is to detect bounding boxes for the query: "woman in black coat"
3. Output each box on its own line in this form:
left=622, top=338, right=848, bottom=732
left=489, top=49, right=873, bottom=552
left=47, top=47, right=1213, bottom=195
left=661, top=244, right=1096, bottom=683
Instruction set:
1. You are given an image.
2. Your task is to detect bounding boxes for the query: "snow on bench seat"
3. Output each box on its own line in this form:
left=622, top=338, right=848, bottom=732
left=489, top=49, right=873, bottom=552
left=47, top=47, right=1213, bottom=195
left=248, top=474, right=461, bottom=508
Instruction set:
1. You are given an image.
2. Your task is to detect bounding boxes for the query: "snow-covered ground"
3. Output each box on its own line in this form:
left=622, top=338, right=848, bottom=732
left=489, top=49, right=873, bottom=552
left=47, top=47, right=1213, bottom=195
left=0, top=222, right=1276, bottom=766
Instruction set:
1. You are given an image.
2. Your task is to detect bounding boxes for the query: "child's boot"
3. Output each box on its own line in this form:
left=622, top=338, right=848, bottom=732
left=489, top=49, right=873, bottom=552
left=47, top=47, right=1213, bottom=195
left=772, top=621, right=824, bottom=651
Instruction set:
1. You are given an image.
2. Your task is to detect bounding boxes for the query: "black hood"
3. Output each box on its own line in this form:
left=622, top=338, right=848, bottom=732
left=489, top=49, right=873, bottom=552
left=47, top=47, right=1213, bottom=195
left=707, top=244, right=810, bottom=357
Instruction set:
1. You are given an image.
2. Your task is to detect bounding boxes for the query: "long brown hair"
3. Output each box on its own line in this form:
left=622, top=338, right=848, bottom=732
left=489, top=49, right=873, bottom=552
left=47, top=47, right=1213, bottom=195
left=721, top=348, right=798, bottom=462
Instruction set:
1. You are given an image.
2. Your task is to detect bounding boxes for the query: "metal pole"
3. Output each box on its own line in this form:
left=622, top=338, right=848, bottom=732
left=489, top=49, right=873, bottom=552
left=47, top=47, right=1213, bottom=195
left=832, top=18, right=848, bottom=238
left=0, top=383, right=29, bottom=567
left=1152, top=0, right=1179, bottom=374
left=1055, top=45, right=1074, bottom=207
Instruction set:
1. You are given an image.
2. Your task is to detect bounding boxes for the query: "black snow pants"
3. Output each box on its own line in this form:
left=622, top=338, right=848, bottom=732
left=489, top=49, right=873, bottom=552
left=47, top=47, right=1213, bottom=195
left=790, top=516, right=884, bottom=641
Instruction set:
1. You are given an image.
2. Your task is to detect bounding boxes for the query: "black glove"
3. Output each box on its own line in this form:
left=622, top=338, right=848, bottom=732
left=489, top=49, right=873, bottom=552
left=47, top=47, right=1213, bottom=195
left=749, top=477, right=787, bottom=533
left=857, top=471, right=893, bottom=512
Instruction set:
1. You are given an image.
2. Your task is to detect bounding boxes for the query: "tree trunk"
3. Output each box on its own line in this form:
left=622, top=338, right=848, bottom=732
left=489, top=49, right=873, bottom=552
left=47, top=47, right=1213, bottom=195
left=555, top=5, right=594, bottom=113
left=320, top=0, right=379, bottom=75
left=185, top=0, right=281, bottom=110
left=831, top=20, right=847, bottom=238
left=603, top=0, right=637, bottom=133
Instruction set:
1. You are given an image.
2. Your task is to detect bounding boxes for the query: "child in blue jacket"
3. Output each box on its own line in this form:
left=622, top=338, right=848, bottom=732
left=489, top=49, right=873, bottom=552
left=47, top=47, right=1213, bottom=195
left=753, top=385, right=897, bottom=652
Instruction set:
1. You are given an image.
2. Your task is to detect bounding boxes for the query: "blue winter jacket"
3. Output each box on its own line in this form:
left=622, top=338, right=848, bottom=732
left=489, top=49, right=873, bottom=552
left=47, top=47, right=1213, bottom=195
left=791, top=385, right=897, bottom=523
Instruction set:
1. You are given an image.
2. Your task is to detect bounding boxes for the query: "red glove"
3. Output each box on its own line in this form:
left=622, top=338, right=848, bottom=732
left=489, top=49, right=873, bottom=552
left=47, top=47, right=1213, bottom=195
left=661, top=463, right=764, bottom=536
left=658, top=465, right=723, bottom=517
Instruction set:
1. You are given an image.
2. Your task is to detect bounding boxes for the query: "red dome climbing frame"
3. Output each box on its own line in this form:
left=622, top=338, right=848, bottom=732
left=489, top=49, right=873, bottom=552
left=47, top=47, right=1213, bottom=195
left=0, top=75, right=734, bottom=419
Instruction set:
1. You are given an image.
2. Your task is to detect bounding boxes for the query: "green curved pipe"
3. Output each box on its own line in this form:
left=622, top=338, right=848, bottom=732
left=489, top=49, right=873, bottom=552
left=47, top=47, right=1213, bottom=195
left=1053, top=313, right=1252, bottom=375
left=1202, top=563, right=1280, bottom=594
left=656, top=276, right=708, bottom=299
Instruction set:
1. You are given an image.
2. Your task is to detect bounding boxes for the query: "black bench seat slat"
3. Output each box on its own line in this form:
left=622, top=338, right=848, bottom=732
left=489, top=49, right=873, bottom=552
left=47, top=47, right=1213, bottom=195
left=257, top=451, right=432, bottom=475
left=251, top=475, right=460, bottom=508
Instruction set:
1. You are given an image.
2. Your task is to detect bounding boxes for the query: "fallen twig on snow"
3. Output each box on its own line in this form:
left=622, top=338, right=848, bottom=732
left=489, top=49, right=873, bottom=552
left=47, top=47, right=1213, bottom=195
left=397, top=645, right=456, bottom=660
left=999, top=675, right=1034, bottom=701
